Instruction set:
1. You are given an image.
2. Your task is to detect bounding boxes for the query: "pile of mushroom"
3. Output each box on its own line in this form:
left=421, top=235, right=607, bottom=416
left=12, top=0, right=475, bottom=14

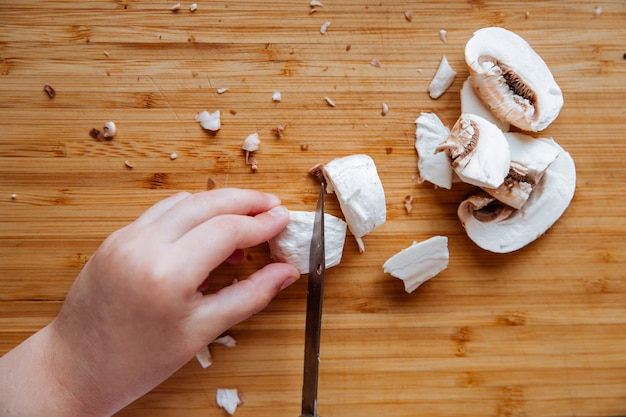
left=416, top=27, right=576, bottom=253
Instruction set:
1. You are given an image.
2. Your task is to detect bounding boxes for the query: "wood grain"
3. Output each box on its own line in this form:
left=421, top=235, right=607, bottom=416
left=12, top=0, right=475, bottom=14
left=1, top=1, right=626, bottom=416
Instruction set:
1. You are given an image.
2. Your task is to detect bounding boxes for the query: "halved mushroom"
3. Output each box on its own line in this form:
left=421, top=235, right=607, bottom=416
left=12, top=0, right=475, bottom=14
left=482, top=132, right=560, bottom=209
left=383, top=236, right=449, bottom=293
left=436, top=113, right=511, bottom=189
left=414, top=112, right=453, bottom=189
left=460, top=77, right=510, bottom=132
left=322, top=154, right=386, bottom=252
left=268, top=210, right=347, bottom=274
left=465, top=27, right=563, bottom=132
left=457, top=140, right=576, bottom=253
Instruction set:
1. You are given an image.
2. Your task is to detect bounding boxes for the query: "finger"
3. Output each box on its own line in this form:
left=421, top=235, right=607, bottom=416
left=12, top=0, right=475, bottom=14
left=173, top=205, right=291, bottom=287
left=154, top=188, right=282, bottom=241
left=193, top=262, right=300, bottom=339
left=133, top=192, right=191, bottom=227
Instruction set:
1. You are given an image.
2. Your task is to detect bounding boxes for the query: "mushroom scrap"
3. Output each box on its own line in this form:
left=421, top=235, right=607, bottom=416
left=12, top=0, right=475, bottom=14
left=415, top=27, right=575, bottom=253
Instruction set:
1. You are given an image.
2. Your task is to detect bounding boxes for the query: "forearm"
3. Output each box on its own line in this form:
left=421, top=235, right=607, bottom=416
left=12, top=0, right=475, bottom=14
left=0, top=323, right=100, bottom=417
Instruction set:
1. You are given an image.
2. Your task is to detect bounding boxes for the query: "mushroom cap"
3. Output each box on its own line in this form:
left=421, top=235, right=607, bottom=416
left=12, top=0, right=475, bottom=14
left=414, top=112, right=453, bottom=189
left=458, top=139, right=576, bottom=253
left=322, top=154, right=386, bottom=252
left=268, top=210, right=347, bottom=274
left=465, top=27, right=563, bottom=132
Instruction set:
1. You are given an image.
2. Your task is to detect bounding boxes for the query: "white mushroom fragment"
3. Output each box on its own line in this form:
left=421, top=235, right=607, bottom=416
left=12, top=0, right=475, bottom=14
left=439, top=29, right=447, bottom=43
left=436, top=113, right=511, bottom=189
left=102, top=121, right=117, bottom=139
left=458, top=140, right=576, bottom=253
left=428, top=55, right=457, bottom=99
left=268, top=210, right=347, bottom=274
left=461, top=77, right=510, bottom=132
left=195, top=345, right=213, bottom=368
left=414, top=112, right=453, bottom=189
left=216, top=388, right=242, bottom=415
left=465, top=27, right=563, bottom=132
left=242, top=132, right=260, bottom=168
left=272, top=90, right=282, bottom=102
left=216, top=87, right=230, bottom=94
left=189, top=3, right=197, bottom=12
left=383, top=236, right=449, bottom=293
left=320, top=21, right=331, bottom=34
left=482, top=132, right=560, bottom=209
left=381, top=102, right=389, bottom=116
left=195, top=110, right=221, bottom=131
left=324, top=96, right=336, bottom=107
left=322, top=154, right=386, bottom=252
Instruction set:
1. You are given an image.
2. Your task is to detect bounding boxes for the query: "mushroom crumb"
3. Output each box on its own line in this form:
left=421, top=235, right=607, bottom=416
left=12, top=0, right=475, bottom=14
left=310, top=0, right=323, bottom=7
left=272, top=91, right=282, bottom=102
left=89, top=128, right=102, bottom=140
left=102, top=121, right=116, bottom=139
left=404, top=10, right=413, bottom=21
left=169, top=152, right=177, bottom=160
left=381, top=102, right=389, bottom=116
left=370, top=58, right=381, bottom=68
left=195, top=110, right=221, bottom=131
left=189, top=3, right=197, bottom=12
left=170, top=2, right=180, bottom=11
left=242, top=132, right=260, bottom=170
left=216, top=87, right=230, bottom=94
left=206, top=177, right=216, bottom=190
left=216, top=389, right=243, bottom=415
left=404, top=195, right=413, bottom=213
left=44, top=84, right=56, bottom=98
left=124, top=160, right=134, bottom=169
left=324, top=96, right=336, bottom=107
left=594, top=6, right=602, bottom=17
left=300, top=144, right=309, bottom=151
left=320, top=21, right=331, bottom=34
left=439, top=29, right=447, bottom=43
left=271, top=123, right=286, bottom=137
left=10, top=194, right=17, bottom=200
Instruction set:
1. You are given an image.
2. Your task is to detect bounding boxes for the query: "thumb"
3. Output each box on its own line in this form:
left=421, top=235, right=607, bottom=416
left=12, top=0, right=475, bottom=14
left=194, top=262, right=300, bottom=340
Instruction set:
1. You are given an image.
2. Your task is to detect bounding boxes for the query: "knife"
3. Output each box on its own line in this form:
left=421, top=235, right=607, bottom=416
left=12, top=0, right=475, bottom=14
left=300, top=178, right=326, bottom=417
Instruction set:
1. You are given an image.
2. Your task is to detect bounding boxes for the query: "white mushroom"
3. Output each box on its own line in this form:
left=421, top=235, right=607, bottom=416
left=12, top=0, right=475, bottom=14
left=428, top=55, right=457, bottom=99
left=195, top=110, right=221, bottom=131
left=322, top=154, right=386, bottom=252
left=460, top=77, right=510, bottom=132
left=457, top=140, right=576, bottom=253
left=268, top=210, right=347, bottom=274
left=482, top=132, right=560, bottom=209
left=102, top=121, right=117, bottom=139
left=414, top=112, right=453, bottom=189
left=465, top=27, right=563, bottom=132
left=436, top=113, right=511, bottom=189
left=383, top=236, right=449, bottom=293
left=216, top=389, right=242, bottom=415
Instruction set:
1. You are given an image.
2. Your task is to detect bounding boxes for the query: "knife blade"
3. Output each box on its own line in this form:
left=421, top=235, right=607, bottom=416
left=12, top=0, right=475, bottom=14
left=300, top=180, right=326, bottom=417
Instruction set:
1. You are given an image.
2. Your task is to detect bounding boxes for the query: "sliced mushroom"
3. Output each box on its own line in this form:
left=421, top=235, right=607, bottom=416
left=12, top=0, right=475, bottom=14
left=414, top=112, right=453, bottom=189
left=482, top=132, right=560, bottom=209
left=436, top=113, right=511, bottom=189
left=458, top=140, right=576, bottom=253
left=460, top=77, right=510, bottom=132
left=268, top=210, right=347, bottom=274
left=465, top=27, right=563, bottom=132
left=383, top=236, right=449, bottom=293
left=322, top=154, right=386, bottom=252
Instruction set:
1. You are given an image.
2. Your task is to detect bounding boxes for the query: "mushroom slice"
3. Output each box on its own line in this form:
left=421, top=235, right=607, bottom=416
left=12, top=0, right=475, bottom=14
left=465, top=27, right=563, bottom=132
left=322, top=154, right=386, bottom=252
left=415, top=112, right=453, bottom=189
left=482, top=132, right=560, bottom=209
left=429, top=55, right=457, bottom=99
left=460, top=77, right=510, bottom=132
left=436, top=113, right=511, bottom=189
left=268, top=210, right=347, bottom=274
left=383, top=236, right=449, bottom=293
left=458, top=140, right=576, bottom=253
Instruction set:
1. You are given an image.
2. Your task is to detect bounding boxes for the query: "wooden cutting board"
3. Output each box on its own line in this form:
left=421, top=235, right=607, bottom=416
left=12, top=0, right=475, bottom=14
left=1, top=1, right=625, bottom=416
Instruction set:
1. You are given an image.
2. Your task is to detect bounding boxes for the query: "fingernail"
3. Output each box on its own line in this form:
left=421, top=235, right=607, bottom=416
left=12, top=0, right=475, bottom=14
left=279, top=273, right=300, bottom=291
left=268, top=205, right=288, bottom=218
left=264, top=192, right=281, bottom=206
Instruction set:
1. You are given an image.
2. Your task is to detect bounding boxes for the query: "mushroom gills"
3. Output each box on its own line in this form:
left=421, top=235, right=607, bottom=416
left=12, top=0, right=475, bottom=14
left=436, top=113, right=511, bottom=189
left=383, top=236, right=449, bottom=293
left=268, top=210, right=347, bottom=274
left=465, top=27, right=563, bottom=132
left=322, top=154, right=386, bottom=252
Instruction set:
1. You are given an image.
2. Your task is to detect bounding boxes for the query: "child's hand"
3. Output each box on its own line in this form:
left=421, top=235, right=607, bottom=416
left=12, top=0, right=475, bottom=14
left=0, top=189, right=300, bottom=416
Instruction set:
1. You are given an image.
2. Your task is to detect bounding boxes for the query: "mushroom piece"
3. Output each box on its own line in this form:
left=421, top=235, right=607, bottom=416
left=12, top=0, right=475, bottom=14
left=321, top=154, right=386, bottom=252
left=195, top=109, right=221, bottom=131
left=268, top=210, right=347, bottom=274
left=436, top=113, right=511, bottom=189
left=465, top=27, right=563, bottom=132
left=428, top=55, right=457, bottom=99
left=414, top=112, right=453, bottom=189
left=482, top=132, right=560, bottom=209
left=457, top=140, right=576, bottom=253
left=460, top=77, right=510, bottom=132
left=216, top=388, right=242, bottom=415
left=383, top=236, right=449, bottom=293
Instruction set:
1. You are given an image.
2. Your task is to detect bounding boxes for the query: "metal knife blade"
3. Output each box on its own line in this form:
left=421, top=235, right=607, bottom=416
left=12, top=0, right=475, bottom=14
left=300, top=180, right=326, bottom=417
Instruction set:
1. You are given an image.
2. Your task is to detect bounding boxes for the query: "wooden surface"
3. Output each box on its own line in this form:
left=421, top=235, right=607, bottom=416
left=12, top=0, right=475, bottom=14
left=1, top=1, right=626, bottom=416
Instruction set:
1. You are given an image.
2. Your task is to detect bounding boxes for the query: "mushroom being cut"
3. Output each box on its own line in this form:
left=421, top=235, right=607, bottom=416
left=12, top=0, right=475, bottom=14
left=268, top=210, right=347, bottom=274
left=465, top=27, right=563, bottom=132
left=322, top=154, right=386, bottom=252
left=383, top=236, right=449, bottom=293
left=482, top=132, right=560, bottom=209
left=414, top=112, right=453, bottom=189
left=457, top=139, right=576, bottom=253
left=436, top=113, right=511, bottom=189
